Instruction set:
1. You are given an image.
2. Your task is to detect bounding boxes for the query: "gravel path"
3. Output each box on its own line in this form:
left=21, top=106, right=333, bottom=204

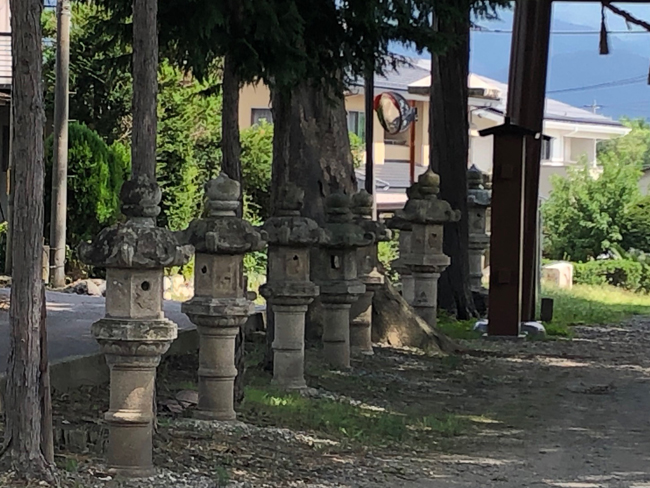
left=6, top=318, right=650, bottom=487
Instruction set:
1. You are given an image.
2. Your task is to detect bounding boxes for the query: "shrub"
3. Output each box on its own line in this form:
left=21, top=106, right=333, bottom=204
left=44, top=122, right=130, bottom=245
left=241, top=121, right=273, bottom=219
left=349, top=132, right=364, bottom=169
left=573, top=259, right=644, bottom=290
left=542, top=155, right=641, bottom=262
left=621, top=195, right=650, bottom=253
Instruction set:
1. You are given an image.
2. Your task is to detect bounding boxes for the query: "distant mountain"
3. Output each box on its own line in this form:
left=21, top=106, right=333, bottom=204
left=393, top=7, right=650, bottom=120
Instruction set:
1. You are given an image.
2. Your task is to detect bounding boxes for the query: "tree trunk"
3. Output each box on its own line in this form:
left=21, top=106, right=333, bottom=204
left=372, top=281, right=460, bottom=354
left=264, top=87, right=293, bottom=371
left=287, top=82, right=358, bottom=342
left=132, top=0, right=158, bottom=181
left=220, top=53, right=246, bottom=406
left=429, top=8, right=477, bottom=320
left=5, top=0, right=54, bottom=480
left=288, top=82, right=357, bottom=226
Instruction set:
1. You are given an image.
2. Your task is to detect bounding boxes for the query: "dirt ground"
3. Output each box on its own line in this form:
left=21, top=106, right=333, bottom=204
left=5, top=318, right=650, bottom=488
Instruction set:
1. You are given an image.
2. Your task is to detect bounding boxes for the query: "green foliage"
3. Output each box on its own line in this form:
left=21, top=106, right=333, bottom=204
left=156, top=63, right=222, bottom=231
left=44, top=122, right=129, bottom=244
left=378, top=233, right=399, bottom=283
left=621, top=195, right=650, bottom=252
left=241, top=121, right=273, bottom=219
left=598, top=118, right=650, bottom=170
left=349, top=132, right=364, bottom=169
left=573, top=259, right=644, bottom=290
left=542, top=155, right=641, bottom=262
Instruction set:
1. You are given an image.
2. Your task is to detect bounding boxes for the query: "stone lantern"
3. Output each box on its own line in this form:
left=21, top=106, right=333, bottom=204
left=260, top=185, right=323, bottom=390
left=180, top=173, right=267, bottom=420
left=78, top=177, right=193, bottom=477
left=467, top=165, right=491, bottom=293
left=319, top=192, right=373, bottom=369
left=350, top=190, right=391, bottom=355
left=398, top=168, right=460, bottom=327
left=388, top=183, right=421, bottom=305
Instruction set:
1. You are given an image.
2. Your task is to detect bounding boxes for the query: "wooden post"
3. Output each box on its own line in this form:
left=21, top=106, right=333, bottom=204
left=409, top=101, right=416, bottom=184
left=480, top=120, right=536, bottom=336
left=364, top=67, right=375, bottom=218
left=49, top=0, right=71, bottom=288
left=507, top=0, right=553, bottom=322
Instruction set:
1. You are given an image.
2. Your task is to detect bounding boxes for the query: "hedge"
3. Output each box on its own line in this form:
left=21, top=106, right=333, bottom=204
left=573, top=259, right=646, bottom=290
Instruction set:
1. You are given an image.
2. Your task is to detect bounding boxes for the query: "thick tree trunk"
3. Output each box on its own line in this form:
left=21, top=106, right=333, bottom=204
left=264, top=87, right=293, bottom=371
left=220, top=53, right=246, bottom=406
left=288, top=82, right=357, bottom=342
left=429, top=8, right=477, bottom=320
left=288, top=82, right=357, bottom=226
left=5, top=0, right=54, bottom=480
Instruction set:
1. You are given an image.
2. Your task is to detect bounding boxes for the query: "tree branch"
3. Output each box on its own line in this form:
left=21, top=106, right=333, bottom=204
left=602, top=2, right=650, bottom=32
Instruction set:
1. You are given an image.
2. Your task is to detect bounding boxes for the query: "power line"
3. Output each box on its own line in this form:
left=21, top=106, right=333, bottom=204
left=472, top=27, right=650, bottom=35
left=548, top=75, right=648, bottom=94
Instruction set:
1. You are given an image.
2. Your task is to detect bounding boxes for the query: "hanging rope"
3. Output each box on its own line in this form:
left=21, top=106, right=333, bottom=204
left=601, top=1, right=650, bottom=84
left=599, top=4, right=609, bottom=55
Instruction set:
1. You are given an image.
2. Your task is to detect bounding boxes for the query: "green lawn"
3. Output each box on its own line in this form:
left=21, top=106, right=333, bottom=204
left=438, top=284, right=650, bottom=339
left=542, top=284, right=650, bottom=336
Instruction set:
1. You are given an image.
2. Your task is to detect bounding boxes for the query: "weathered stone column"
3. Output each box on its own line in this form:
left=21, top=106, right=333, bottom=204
left=397, top=168, right=460, bottom=328
left=467, top=165, right=491, bottom=293
left=350, top=190, right=391, bottom=355
left=181, top=173, right=266, bottom=420
left=319, top=193, right=372, bottom=369
left=79, top=180, right=193, bottom=477
left=260, top=185, right=323, bottom=389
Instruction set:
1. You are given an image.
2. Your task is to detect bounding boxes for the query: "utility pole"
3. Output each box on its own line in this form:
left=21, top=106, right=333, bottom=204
left=49, top=0, right=71, bottom=288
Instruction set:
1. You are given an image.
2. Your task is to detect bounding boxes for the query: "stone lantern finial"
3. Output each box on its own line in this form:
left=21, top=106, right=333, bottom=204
left=204, top=173, right=241, bottom=217
left=417, top=167, right=440, bottom=198
left=276, top=184, right=305, bottom=217
left=351, top=190, right=374, bottom=220
left=467, top=164, right=484, bottom=190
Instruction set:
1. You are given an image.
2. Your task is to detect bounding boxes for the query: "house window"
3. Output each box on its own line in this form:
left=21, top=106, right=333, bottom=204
left=347, top=110, right=365, bottom=141
left=251, top=108, right=273, bottom=126
left=541, top=137, right=553, bottom=161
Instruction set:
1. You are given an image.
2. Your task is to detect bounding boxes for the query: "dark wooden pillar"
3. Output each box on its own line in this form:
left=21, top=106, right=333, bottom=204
left=507, top=0, right=553, bottom=322
left=480, top=120, right=535, bottom=336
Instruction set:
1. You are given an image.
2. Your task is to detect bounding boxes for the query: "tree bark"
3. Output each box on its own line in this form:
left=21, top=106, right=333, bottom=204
left=5, top=0, right=54, bottom=480
left=288, top=82, right=357, bottom=226
left=264, top=87, right=293, bottom=371
left=429, top=7, right=477, bottom=320
left=287, top=82, right=358, bottom=341
left=132, top=0, right=158, bottom=180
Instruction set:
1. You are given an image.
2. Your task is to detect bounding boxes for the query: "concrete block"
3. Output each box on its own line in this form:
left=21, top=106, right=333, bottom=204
left=542, top=262, right=574, bottom=289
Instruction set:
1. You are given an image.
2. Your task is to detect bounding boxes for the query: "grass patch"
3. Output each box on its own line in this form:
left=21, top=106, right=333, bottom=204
left=239, top=387, right=466, bottom=446
left=543, top=284, right=650, bottom=333
left=437, top=313, right=481, bottom=340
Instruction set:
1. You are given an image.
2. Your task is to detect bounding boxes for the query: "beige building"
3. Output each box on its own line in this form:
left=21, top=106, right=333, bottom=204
left=239, top=59, right=630, bottom=211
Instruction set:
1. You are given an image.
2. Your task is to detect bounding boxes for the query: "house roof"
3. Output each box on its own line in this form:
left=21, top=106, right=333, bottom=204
left=360, top=58, right=624, bottom=129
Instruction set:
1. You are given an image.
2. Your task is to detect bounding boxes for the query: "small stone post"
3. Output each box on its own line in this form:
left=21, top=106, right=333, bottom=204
left=78, top=179, right=193, bottom=477
left=319, top=193, right=372, bottom=369
left=260, top=185, right=323, bottom=389
left=350, top=190, right=391, bottom=355
left=467, top=165, right=491, bottom=293
left=397, top=168, right=460, bottom=327
left=181, top=173, right=266, bottom=420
